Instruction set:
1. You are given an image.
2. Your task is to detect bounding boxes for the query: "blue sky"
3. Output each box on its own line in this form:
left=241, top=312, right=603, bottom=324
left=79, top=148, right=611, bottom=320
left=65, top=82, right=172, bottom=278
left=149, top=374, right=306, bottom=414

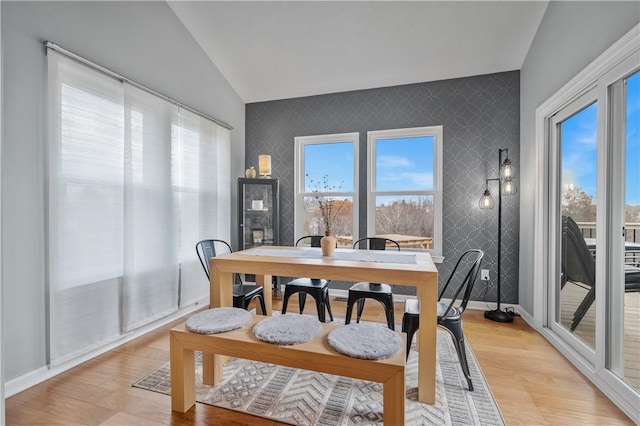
left=561, top=103, right=598, bottom=198
left=304, top=142, right=355, bottom=192
left=562, top=70, right=639, bottom=205
left=627, top=71, right=640, bottom=206
left=304, top=136, right=434, bottom=193
left=375, top=136, right=433, bottom=191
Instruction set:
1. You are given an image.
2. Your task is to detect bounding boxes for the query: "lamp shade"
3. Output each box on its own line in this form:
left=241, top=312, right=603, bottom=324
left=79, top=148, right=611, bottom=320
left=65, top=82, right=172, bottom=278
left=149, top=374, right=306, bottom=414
left=478, top=189, right=494, bottom=209
left=501, top=157, right=513, bottom=179
left=503, top=178, right=518, bottom=195
left=258, top=155, right=271, bottom=177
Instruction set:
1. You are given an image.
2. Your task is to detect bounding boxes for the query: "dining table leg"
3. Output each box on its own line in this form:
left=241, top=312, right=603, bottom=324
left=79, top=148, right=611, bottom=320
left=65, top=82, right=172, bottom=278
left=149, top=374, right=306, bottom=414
left=417, top=274, right=438, bottom=404
left=255, top=274, right=273, bottom=315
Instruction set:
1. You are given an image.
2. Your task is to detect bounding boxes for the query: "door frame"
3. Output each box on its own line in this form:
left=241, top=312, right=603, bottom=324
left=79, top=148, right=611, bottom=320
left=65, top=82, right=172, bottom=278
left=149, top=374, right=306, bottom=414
left=533, top=24, right=640, bottom=421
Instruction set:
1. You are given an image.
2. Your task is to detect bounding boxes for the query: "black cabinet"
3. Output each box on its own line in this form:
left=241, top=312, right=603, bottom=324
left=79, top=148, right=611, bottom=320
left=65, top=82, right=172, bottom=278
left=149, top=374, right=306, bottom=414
left=238, top=178, right=279, bottom=251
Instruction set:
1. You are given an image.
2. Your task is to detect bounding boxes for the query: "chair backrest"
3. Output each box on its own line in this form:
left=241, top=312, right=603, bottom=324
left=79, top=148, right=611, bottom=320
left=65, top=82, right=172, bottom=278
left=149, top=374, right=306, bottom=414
left=195, top=239, right=240, bottom=284
left=562, top=215, right=595, bottom=289
left=295, top=235, right=324, bottom=248
left=438, top=249, right=484, bottom=316
left=352, top=237, right=400, bottom=251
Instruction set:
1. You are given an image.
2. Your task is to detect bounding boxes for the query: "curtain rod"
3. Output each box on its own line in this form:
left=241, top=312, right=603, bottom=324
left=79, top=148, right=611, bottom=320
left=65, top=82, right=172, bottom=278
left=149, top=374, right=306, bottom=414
left=44, top=41, right=234, bottom=131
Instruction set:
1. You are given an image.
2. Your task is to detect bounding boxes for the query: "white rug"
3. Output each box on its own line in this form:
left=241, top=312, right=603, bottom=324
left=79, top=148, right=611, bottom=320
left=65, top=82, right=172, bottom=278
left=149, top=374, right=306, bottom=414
left=133, top=330, right=504, bottom=425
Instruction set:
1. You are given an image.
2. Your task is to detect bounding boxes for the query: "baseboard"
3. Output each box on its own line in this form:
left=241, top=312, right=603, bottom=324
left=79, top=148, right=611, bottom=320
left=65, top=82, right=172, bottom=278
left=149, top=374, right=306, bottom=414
left=4, top=300, right=207, bottom=398
left=3, top=366, right=51, bottom=399
left=327, top=288, right=520, bottom=313
left=516, top=306, right=535, bottom=326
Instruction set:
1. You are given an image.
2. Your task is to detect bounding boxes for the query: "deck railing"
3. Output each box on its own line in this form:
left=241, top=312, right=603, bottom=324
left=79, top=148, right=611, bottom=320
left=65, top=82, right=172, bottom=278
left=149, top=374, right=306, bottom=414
left=576, top=221, right=640, bottom=266
left=576, top=222, right=640, bottom=243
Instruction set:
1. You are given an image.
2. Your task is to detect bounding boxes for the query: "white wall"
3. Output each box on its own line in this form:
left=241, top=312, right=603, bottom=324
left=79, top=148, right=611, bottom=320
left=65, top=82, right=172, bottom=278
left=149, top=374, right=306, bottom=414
left=1, top=1, right=245, bottom=383
left=519, top=1, right=640, bottom=315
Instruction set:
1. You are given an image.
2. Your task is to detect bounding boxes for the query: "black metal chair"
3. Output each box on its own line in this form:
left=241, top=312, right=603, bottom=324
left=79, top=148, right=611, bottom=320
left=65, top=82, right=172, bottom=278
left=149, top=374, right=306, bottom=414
left=402, top=249, right=484, bottom=391
left=562, top=216, right=640, bottom=331
left=281, top=235, right=334, bottom=322
left=344, top=237, right=400, bottom=330
left=195, top=239, right=267, bottom=315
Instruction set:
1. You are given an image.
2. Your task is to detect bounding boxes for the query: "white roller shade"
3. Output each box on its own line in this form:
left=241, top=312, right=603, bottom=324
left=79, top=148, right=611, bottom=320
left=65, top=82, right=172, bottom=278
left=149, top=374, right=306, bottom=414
left=48, top=50, right=124, bottom=363
left=122, top=83, right=180, bottom=331
left=175, top=109, right=231, bottom=307
left=47, top=48, right=231, bottom=365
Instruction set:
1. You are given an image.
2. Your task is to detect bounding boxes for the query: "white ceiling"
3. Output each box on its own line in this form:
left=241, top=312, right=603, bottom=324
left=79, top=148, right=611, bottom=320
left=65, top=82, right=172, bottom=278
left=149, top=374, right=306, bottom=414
left=168, top=1, right=548, bottom=103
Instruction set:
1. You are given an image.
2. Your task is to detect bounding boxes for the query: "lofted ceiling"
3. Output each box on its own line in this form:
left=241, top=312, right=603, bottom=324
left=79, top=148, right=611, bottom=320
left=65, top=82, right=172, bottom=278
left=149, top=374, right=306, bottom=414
left=168, top=1, right=548, bottom=103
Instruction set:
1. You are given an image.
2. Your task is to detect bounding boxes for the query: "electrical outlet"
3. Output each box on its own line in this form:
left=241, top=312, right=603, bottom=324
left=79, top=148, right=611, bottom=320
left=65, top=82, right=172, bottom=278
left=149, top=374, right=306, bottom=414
left=481, top=269, right=490, bottom=281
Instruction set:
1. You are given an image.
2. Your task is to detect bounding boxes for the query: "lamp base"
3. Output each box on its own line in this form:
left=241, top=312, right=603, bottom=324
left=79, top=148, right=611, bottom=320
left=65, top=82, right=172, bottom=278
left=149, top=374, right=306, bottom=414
left=484, top=309, right=514, bottom=323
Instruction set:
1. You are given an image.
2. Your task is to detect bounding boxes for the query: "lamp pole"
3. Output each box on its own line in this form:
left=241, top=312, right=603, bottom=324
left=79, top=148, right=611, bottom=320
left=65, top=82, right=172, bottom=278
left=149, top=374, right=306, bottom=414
left=482, top=148, right=514, bottom=323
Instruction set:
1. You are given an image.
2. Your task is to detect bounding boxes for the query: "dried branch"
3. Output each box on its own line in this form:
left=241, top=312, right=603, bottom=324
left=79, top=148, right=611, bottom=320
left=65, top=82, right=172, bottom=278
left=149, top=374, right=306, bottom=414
left=307, top=174, right=347, bottom=233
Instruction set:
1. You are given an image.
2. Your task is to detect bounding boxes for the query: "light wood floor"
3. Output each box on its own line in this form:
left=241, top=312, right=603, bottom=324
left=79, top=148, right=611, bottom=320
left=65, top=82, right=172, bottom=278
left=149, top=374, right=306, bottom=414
left=5, top=297, right=634, bottom=425
left=560, top=281, right=640, bottom=391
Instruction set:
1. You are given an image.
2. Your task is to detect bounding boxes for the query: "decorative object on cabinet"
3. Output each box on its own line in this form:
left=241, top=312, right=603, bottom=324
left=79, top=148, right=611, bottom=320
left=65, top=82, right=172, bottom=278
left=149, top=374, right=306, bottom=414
left=252, top=227, right=264, bottom=244
left=258, top=155, right=272, bottom=178
left=245, top=166, right=256, bottom=178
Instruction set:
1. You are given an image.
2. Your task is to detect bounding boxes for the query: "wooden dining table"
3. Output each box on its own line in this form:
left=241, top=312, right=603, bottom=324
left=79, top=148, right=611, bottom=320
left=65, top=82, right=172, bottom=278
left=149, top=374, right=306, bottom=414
left=206, top=245, right=439, bottom=404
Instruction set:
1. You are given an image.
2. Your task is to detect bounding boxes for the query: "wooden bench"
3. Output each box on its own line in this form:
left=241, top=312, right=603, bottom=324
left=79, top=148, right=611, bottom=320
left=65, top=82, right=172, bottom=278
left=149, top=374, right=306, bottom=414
left=170, top=316, right=406, bottom=425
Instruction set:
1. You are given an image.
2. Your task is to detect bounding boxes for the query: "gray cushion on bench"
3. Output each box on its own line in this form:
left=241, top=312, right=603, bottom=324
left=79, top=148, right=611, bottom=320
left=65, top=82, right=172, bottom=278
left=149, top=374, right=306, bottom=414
left=253, top=314, right=322, bottom=345
left=327, top=323, right=403, bottom=360
left=185, top=307, right=252, bottom=334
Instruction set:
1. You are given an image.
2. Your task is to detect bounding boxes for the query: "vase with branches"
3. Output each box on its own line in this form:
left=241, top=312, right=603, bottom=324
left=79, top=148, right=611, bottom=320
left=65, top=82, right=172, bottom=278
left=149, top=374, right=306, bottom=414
left=307, top=174, right=346, bottom=255
left=308, top=174, right=347, bottom=236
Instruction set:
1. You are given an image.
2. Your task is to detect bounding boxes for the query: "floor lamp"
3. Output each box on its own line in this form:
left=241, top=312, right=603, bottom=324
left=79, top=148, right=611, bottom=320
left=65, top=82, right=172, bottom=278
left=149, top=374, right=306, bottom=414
left=478, top=148, right=517, bottom=323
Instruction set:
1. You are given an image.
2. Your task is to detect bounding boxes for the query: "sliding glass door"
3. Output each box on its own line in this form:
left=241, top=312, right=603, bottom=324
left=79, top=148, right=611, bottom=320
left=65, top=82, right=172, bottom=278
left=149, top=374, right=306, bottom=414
left=547, top=56, right=640, bottom=396
left=549, top=91, right=598, bottom=360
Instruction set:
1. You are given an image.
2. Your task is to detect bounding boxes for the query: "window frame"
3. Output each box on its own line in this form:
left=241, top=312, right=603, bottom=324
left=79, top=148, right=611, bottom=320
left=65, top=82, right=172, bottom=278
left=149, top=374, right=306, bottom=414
left=366, top=126, right=443, bottom=256
left=293, top=132, right=359, bottom=241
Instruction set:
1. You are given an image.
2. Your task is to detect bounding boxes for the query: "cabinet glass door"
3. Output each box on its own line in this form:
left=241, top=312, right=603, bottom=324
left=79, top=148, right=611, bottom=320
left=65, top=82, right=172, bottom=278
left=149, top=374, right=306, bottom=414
left=239, top=178, right=279, bottom=250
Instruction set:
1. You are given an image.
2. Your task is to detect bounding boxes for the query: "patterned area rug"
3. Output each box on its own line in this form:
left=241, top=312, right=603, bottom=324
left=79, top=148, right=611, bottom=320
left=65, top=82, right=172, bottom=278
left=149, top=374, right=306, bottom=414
left=133, top=330, right=504, bottom=425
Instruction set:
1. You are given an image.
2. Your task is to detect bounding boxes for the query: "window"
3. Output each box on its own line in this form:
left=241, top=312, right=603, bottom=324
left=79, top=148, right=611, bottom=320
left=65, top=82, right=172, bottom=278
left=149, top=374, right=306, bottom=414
left=47, top=48, right=230, bottom=364
left=293, top=127, right=443, bottom=254
left=367, top=127, right=443, bottom=255
left=294, top=133, right=358, bottom=245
